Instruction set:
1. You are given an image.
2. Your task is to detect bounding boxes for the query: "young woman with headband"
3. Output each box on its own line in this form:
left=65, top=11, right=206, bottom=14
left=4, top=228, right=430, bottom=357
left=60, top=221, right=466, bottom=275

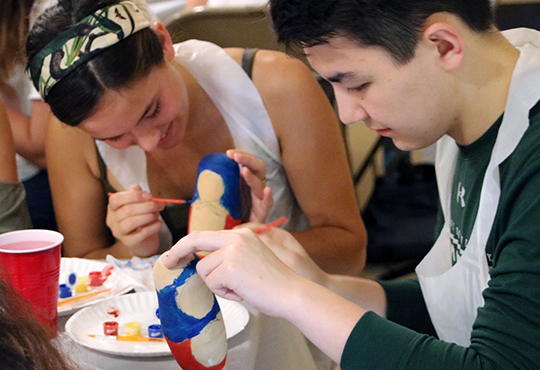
left=26, top=0, right=366, bottom=275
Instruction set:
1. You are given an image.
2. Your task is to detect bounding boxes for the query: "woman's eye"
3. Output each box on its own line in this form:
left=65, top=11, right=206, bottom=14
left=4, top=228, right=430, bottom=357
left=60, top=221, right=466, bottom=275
left=102, top=136, right=122, bottom=144
left=147, top=102, right=161, bottom=119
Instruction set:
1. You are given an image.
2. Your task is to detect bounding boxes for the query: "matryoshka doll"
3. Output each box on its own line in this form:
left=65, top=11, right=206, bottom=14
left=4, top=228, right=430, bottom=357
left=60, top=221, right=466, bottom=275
left=153, top=153, right=241, bottom=370
left=188, top=152, right=242, bottom=233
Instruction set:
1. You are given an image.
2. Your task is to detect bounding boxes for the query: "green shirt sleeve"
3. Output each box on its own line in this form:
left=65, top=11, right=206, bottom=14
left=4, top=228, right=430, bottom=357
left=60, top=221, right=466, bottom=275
left=379, top=278, right=436, bottom=336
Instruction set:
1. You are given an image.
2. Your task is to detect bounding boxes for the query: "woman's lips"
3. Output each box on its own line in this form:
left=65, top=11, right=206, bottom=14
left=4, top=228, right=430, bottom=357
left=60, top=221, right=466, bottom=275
left=158, top=122, right=173, bottom=147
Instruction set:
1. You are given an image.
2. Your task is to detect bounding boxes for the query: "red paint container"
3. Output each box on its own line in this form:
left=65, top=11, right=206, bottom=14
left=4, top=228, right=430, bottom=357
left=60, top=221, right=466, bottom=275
left=103, top=321, right=119, bottom=336
left=88, top=271, right=104, bottom=286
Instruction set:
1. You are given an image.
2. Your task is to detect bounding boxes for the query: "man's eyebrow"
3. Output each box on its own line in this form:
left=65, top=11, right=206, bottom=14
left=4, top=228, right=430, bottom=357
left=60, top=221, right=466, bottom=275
left=326, top=72, right=355, bottom=83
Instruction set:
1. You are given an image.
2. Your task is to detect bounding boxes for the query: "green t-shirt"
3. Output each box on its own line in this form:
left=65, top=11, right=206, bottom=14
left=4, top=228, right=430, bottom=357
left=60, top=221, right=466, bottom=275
left=341, top=99, right=540, bottom=370
left=450, top=116, right=502, bottom=265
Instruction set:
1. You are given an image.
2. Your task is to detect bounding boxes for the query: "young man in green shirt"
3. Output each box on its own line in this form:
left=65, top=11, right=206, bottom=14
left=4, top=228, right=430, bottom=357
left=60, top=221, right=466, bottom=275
left=165, top=0, right=540, bottom=368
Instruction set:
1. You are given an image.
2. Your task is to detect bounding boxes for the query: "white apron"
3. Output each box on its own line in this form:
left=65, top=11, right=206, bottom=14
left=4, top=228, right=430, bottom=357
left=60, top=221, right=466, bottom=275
left=416, top=28, right=540, bottom=346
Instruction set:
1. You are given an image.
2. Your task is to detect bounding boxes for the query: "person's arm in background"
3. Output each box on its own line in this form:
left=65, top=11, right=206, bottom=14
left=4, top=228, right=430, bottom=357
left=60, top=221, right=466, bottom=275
left=0, top=95, right=18, bottom=182
left=0, top=81, right=50, bottom=168
left=5, top=98, right=51, bottom=168
left=0, top=0, right=50, bottom=169
left=0, top=95, right=31, bottom=232
left=227, top=48, right=367, bottom=275
left=185, top=0, right=208, bottom=9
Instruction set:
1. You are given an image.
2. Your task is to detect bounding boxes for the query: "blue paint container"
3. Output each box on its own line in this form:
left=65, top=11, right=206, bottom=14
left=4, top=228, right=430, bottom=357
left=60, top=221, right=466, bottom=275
left=148, top=324, right=163, bottom=338
left=59, top=283, right=72, bottom=298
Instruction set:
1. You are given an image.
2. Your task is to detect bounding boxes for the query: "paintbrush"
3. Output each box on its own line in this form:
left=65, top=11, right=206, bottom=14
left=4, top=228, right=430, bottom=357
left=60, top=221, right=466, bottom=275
left=150, top=197, right=191, bottom=205
left=58, top=288, right=112, bottom=307
left=88, top=334, right=166, bottom=342
left=107, top=192, right=191, bottom=205
left=254, top=216, right=288, bottom=234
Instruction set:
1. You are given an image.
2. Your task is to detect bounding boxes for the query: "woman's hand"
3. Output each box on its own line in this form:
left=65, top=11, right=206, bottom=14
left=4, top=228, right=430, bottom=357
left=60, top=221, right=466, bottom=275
left=164, top=228, right=303, bottom=318
left=227, top=149, right=273, bottom=223
left=106, top=184, right=164, bottom=257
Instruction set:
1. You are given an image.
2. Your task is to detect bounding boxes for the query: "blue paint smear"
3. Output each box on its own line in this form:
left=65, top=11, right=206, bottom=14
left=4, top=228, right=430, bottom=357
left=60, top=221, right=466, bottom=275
left=192, top=153, right=242, bottom=220
left=156, top=255, right=221, bottom=343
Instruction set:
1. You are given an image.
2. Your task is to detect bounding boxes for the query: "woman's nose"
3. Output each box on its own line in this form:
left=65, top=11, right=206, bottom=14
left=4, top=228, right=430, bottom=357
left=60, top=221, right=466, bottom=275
left=133, top=126, right=162, bottom=152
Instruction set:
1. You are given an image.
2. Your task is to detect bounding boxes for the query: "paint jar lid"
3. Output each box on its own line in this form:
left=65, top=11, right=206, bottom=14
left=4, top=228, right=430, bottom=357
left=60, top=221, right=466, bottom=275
left=67, top=272, right=77, bottom=287
left=59, top=283, right=72, bottom=299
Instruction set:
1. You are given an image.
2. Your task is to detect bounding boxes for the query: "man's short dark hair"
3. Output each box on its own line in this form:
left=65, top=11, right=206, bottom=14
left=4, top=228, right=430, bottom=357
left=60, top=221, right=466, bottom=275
left=269, top=0, right=494, bottom=64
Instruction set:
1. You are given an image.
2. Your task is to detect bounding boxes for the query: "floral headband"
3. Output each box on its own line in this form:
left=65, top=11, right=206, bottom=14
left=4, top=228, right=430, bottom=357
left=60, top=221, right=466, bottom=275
left=26, top=2, right=151, bottom=100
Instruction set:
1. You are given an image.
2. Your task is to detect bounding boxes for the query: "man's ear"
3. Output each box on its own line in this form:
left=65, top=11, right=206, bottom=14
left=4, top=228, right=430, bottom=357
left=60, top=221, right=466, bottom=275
left=152, top=22, right=175, bottom=62
left=422, top=22, right=464, bottom=71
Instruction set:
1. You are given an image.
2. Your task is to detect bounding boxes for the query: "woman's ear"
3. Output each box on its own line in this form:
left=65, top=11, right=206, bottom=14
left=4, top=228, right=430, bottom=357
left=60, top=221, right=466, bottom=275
left=422, top=21, right=464, bottom=71
left=152, top=22, right=175, bottom=61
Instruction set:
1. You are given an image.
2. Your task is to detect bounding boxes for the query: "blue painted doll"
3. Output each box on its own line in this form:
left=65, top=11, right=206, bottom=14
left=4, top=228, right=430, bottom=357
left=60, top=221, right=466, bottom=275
left=153, top=153, right=241, bottom=370
left=189, top=153, right=242, bottom=233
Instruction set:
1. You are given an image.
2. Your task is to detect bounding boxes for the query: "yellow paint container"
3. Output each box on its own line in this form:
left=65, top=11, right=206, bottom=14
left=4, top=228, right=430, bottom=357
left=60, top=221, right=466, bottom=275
left=125, top=322, right=142, bottom=337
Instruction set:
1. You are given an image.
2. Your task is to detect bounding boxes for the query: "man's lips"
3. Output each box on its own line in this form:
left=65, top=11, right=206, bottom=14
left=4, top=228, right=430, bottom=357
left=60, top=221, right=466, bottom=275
left=375, top=128, right=392, bottom=136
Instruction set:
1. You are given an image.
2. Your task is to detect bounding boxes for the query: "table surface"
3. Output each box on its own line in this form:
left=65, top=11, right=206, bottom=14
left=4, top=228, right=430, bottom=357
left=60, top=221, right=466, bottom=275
left=55, top=296, right=332, bottom=370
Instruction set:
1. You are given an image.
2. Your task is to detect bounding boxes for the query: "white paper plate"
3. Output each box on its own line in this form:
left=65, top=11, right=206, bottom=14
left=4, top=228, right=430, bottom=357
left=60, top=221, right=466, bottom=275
left=58, top=258, right=132, bottom=316
left=65, top=291, right=250, bottom=357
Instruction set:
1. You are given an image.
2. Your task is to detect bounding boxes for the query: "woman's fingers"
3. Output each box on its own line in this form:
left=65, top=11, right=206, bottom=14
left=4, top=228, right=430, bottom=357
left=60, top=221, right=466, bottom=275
left=227, top=149, right=268, bottom=197
left=120, top=219, right=163, bottom=248
left=226, top=150, right=272, bottom=222
left=250, top=186, right=273, bottom=223
left=106, top=185, right=164, bottom=253
left=114, top=213, right=162, bottom=236
left=107, top=185, right=153, bottom=210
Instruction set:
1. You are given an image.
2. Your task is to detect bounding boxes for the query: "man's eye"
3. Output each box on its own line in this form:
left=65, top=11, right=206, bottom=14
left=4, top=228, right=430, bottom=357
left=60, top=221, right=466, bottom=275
left=347, top=83, right=369, bottom=92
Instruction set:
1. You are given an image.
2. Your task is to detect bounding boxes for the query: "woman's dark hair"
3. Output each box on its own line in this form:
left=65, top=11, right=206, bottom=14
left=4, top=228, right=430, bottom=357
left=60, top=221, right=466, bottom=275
left=0, top=271, right=77, bottom=370
left=26, top=0, right=164, bottom=126
left=269, top=0, right=495, bottom=64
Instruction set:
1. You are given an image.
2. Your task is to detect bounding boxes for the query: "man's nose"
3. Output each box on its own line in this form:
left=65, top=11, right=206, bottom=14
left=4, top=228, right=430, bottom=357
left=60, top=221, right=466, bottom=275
left=334, top=89, right=369, bottom=125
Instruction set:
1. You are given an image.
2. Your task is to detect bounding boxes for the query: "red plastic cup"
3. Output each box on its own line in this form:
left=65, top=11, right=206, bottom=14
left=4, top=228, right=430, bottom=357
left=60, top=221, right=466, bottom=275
left=0, top=229, right=63, bottom=337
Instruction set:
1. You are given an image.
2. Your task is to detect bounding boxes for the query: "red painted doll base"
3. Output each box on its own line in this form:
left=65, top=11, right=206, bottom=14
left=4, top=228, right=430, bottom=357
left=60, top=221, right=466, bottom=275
left=166, top=337, right=227, bottom=370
